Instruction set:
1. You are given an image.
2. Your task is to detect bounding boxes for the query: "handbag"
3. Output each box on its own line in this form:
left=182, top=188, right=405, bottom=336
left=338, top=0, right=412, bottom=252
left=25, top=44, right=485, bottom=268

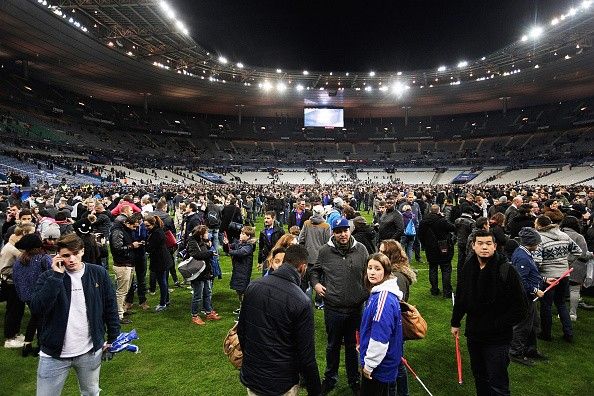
left=177, top=257, right=206, bottom=281
left=400, top=301, right=427, bottom=340
left=223, top=322, right=243, bottom=369
left=228, top=206, right=243, bottom=232
left=164, top=229, right=178, bottom=249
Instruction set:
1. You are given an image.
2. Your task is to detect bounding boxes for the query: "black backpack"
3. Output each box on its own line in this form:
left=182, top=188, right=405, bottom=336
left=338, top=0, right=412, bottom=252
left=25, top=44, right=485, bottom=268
left=206, top=208, right=221, bottom=228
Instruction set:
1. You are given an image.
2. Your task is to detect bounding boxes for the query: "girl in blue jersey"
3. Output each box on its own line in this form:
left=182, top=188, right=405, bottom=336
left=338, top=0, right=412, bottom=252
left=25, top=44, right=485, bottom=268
left=359, top=253, right=404, bottom=395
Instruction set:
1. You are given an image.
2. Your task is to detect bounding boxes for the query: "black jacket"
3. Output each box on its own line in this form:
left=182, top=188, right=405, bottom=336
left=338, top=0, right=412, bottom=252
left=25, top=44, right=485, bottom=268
left=378, top=208, right=405, bottom=242
left=92, top=212, right=112, bottom=238
left=507, top=215, right=536, bottom=239
left=418, top=212, right=456, bottom=263
left=258, top=225, right=285, bottom=265
left=238, top=264, right=321, bottom=396
left=352, top=225, right=377, bottom=254
left=451, top=252, right=527, bottom=344
left=187, top=236, right=214, bottom=280
left=182, top=212, right=202, bottom=246
left=151, top=209, right=176, bottom=234
left=287, top=209, right=312, bottom=229
left=146, top=227, right=174, bottom=272
left=109, top=221, right=135, bottom=266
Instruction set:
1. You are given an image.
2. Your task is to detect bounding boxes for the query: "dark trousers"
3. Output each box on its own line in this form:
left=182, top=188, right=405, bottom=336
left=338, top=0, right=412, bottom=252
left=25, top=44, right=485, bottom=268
left=24, top=301, right=39, bottom=343
left=540, top=277, right=572, bottom=338
left=323, top=308, right=361, bottom=387
left=457, top=246, right=467, bottom=277
left=155, top=270, right=169, bottom=306
left=467, top=339, right=511, bottom=396
left=361, top=376, right=389, bottom=396
left=510, top=300, right=539, bottom=356
left=428, top=260, right=452, bottom=296
left=3, top=283, right=24, bottom=339
left=413, top=238, right=421, bottom=261
left=388, top=345, right=408, bottom=396
left=125, top=253, right=147, bottom=305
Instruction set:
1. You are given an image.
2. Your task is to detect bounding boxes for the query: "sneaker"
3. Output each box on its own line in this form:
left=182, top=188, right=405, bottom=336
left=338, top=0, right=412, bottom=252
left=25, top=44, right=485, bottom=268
left=139, top=302, right=150, bottom=310
left=155, top=305, right=167, bottom=312
left=315, top=303, right=325, bottom=310
left=578, top=301, right=594, bottom=310
left=192, top=315, right=206, bottom=326
left=570, top=314, right=577, bottom=321
left=149, top=291, right=157, bottom=296
left=119, top=318, right=132, bottom=325
left=510, top=354, right=535, bottom=367
left=206, top=311, right=222, bottom=321
left=233, top=308, right=241, bottom=315
left=4, top=338, right=24, bottom=348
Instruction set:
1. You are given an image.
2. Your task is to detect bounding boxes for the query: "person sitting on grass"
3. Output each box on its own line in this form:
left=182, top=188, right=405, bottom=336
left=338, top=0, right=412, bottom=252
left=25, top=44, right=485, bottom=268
left=223, top=226, right=257, bottom=318
left=359, top=252, right=403, bottom=396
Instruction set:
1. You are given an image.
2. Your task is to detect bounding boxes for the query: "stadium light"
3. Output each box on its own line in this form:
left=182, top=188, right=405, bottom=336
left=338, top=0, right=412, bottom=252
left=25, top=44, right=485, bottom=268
left=568, top=7, right=577, bottom=16
left=379, top=85, right=389, bottom=92
left=160, top=1, right=175, bottom=19
left=276, top=82, right=287, bottom=92
left=236, top=62, right=244, bottom=68
left=276, top=69, right=282, bottom=73
left=365, top=85, right=373, bottom=92
left=457, top=60, right=468, bottom=68
left=583, top=1, right=593, bottom=9
left=397, top=71, right=402, bottom=76
left=369, top=71, right=376, bottom=77
left=437, top=65, right=447, bottom=72
left=529, top=26, right=544, bottom=39
left=218, top=56, right=228, bottom=64
left=296, top=84, right=304, bottom=91
left=303, top=70, right=309, bottom=75
left=392, top=82, right=410, bottom=96
left=551, top=18, right=560, bottom=25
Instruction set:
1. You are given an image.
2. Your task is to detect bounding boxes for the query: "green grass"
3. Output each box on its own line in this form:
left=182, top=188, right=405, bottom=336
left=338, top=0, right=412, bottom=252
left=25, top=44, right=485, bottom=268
left=1, top=213, right=593, bottom=395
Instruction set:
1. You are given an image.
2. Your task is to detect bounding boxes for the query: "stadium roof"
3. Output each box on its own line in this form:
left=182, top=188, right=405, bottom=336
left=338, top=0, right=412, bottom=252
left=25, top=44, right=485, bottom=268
left=0, top=0, right=593, bottom=117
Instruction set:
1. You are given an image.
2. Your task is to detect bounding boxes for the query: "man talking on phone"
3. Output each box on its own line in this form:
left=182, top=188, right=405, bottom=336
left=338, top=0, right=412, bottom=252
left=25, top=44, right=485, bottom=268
left=31, top=233, right=120, bottom=396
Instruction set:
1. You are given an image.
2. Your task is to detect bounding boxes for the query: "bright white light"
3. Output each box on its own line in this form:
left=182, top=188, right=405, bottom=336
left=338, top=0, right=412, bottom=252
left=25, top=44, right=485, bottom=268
left=182, top=28, right=189, bottom=35
left=276, top=69, right=282, bottom=73
left=261, top=81, right=273, bottom=91
left=551, top=18, right=559, bottom=26
left=568, top=7, right=577, bottom=16
left=296, top=84, right=304, bottom=91
left=42, top=0, right=47, bottom=5
left=397, top=71, right=402, bottom=76
left=236, top=62, right=244, bottom=68
left=127, top=51, right=133, bottom=56
left=364, top=85, right=373, bottom=92
left=276, top=82, right=287, bottom=92
left=160, top=1, right=175, bottom=19
left=437, top=66, right=446, bottom=72
left=303, top=70, right=309, bottom=75
left=565, top=54, right=571, bottom=59
left=379, top=86, right=388, bottom=92
left=69, top=17, right=74, bottom=23
left=108, top=41, right=114, bottom=47
left=534, top=64, right=540, bottom=69
left=583, top=1, right=593, bottom=9
left=345, top=72, right=349, bottom=76
left=369, top=71, right=375, bottom=77
left=529, top=26, right=544, bottom=39
left=218, top=56, right=228, bottom=64
left=457, top=60, right=468, bottom=68
left=481, top=56, right=486, bottom=60
left=392, top=82, right=410, bottom=96
left=175, top=20, right=185, bottom=31
left=521, top=35, right=528, bottom=42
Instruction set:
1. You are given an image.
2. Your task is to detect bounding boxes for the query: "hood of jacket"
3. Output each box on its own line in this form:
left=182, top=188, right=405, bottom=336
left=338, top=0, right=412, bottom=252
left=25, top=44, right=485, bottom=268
left=423, top=212, right=442, bottom=225
left=309, top=214, right=325, bottom=225
left=370, top=277, right=403, bottom=301
left=538, top=225, right=570, bottom=241
left=327, top=236, right=359, bottom=250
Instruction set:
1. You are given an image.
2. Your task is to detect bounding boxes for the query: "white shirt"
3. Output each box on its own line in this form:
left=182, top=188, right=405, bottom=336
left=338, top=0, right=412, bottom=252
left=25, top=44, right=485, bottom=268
left=60, top=264, right=93, bottom=358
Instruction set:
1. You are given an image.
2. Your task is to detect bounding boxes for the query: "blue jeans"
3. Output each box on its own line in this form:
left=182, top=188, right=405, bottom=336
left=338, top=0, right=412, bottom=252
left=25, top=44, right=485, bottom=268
left=540, top=276, right=572, bottom=337
left=191, top=279, right=213, bottom=315
left=37, top=349, right=102, bottom=396
left=388, top=343, right=409, bottom=396
left=400, top=236, right=415, bottom=264
left=155, top=270, right=169, bottom=306
left=210, top=229, right=220, bottom=252
left=323, top=308, right=361, bottom=387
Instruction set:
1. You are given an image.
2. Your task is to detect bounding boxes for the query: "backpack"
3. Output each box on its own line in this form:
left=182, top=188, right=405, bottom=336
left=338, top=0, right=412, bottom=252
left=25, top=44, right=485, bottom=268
left=404, top=219, right=416, bottom=237
left=400, top=301, right=427, bottom=340
left=223, top=323, right=243, bottom=369
left=206, top=209, right=221, bottom=228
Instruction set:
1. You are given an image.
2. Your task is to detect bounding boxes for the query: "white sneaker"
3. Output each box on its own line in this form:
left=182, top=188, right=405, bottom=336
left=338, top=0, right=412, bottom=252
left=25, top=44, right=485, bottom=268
left=15, top=334, right=25, bottom=342
left=570, top=314, right=577, bottom=321
left=4, top=338, right=24, bottom=348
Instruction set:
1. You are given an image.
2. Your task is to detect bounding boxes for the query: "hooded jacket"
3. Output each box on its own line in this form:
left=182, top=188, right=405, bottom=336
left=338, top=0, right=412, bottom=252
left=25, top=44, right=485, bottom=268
left=299, top=215, right=331, bottom=264
left=359, top=278, right=403, bottom=383
left=378, top=208, right=405, bottom=242
left=310, top=236, right=369, bottom=312
left=352, top=224, right=377, bottom=254
left=418, top=212, right=456, bottom=262
left=561, top=227, right=593, bottom=283
left=534, top=225, right=582, bottom=278
left=454, top=214, right=475, bottom=248
left=225, top=237, right=257, bottom=292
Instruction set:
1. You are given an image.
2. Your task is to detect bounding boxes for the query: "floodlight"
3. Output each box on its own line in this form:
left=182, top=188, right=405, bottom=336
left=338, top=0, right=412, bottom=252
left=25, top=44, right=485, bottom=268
left=236, top=62, right=244, bottom=68
left=437, top=66, right=446, bottom=72
left=276, top=82, right=287, bottom=92
left=296, top=84, right=304, bottom=91
left=218, top=56, right=228, bottom=64
left=457, top=61, right=468, bottom=68
left=369, top=71, right=375, bottom=77
left=529, top=26, right=544, bottom=39
left=303, top=70, right=309, bottom=75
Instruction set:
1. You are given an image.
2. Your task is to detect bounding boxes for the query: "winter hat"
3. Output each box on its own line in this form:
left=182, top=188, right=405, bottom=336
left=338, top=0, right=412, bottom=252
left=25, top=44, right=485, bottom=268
left=333, top=197, right=344, bottom=208
left=312, top=205, right=325, bottom=216
left=41, top=223, right=61, bottom=240
left=519, top=227, right=541, bottom=246
left=499, top=196, right=508, bottom=203
left=15, top=234, right=43, bottom=251
left=74, top=219, right=93, bottom=235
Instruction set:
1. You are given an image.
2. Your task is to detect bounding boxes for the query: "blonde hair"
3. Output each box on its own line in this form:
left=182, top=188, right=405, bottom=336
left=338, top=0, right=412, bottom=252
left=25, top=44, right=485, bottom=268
left=14, top=224, right=36, bottom=236
left=266, top=234, right=297, bottom=268
left=380, top=239, right=417, bottom=284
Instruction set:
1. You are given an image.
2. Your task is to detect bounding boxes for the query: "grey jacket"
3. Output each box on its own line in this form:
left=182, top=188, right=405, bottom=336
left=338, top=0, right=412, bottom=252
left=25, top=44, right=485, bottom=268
left=561, top=227, right=593, bottom=283
left=298, top=215, right=331, bottom=264
left=310, top=237, right=369, bottom=312
left=534, top=225, right=582, bottom=278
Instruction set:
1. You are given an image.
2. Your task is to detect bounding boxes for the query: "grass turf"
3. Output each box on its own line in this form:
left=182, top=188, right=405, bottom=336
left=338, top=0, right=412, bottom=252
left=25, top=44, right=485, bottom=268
left=1, top=212, right=593, bottom=395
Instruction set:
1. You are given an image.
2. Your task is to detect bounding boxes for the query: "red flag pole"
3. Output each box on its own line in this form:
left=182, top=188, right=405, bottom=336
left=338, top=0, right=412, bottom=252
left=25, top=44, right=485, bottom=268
left=455, top=334, right=463, bottom=385
left=401, top=357, right=434, bottom=396
left=533, top=267, right=573, bottom=302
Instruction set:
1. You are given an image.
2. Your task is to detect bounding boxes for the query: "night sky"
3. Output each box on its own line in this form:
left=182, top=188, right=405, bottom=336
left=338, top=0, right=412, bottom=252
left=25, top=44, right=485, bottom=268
left=173, top=0, right=569, bottom=72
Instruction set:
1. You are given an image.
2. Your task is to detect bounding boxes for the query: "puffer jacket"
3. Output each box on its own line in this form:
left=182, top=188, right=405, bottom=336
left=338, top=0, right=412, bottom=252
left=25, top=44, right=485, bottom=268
left=561, top=227, right=593, bottom=284
left=352, top=224, right=377, bottom=254
left=378, top=208, right=404, bottom=242
left=534, top=225, right=582, bottom=278
left=418, top=212, right=456, bottom=263
left=109, top=221, right=135, bottom=266
left=238, top=264, right=321, bottom=396
left=187, top=236, right=214, bottom=281
left=224, top=238, right=256, bottom=292
left=298, top=215, right=331, bottom=264
left=310, top=236, right=369, bottom=312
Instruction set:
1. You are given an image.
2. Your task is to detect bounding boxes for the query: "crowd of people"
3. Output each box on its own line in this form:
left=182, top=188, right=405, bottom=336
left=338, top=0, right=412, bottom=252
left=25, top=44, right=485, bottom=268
left=1, top=180, right=593, bottom=395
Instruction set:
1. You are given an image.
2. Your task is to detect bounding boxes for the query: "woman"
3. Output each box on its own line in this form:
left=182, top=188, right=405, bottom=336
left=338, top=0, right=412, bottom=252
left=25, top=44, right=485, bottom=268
left=221, top=198, right=243, bottom=243
left=488, top=212, right=509, bottom=252
left=13, top=234, right=52, bottom=356
left=264, top=234, right=297, bottom=276
left=560, top=216, right=593, bottom=321
left=359, top=253, right=403, bottom=396
left=0, top=223, right=35, bottom=349
left=187, top=225, right=221, bottom=325
left=143, top=215, right=174, bottom=312
left=543, top=200, right=565, bottom=224
left=223, top=226, right=257, bottom=315
left=534, top=215, right=581, bottom=342
left=379, top=239, right=416, bottom=396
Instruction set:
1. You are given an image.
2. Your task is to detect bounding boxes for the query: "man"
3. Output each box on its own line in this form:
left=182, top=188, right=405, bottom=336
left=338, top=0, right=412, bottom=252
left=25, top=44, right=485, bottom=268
left=109, top=212, right=143, bottom=324
left=31, top=233, right=120, bottom=396
left=204, top=197, right=222, bottom=250
left=287, top=199, right=312, bottom=230
left=3, top=208, right=33, bottom=244
left=504, top=196, right=523, bottom=233
left=238, top=245, right=321, bottom=396
left=418, top=205, right=456, bottom=297
left=399, top=192, right=422, bottom=261
left=258, top=211, right=285, bottom=275
left=181, top=202, right=203, bottom=248
left=509, top=228, right=547, bottom=366
left=377, top=198, right=404, bottom=243
left=311, top=218, right=369, bottom=395
left=325, top=197, right=343, bottom=231
left=454, top=206, right=475, bottom=275
left=451, top=230, right=527, bottom=396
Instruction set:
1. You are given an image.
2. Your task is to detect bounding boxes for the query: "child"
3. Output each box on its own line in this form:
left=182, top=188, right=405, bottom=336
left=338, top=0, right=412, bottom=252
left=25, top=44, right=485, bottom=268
left=359, top=253, right=403, bottom=396
left=223, top=226, right=257, bottom=316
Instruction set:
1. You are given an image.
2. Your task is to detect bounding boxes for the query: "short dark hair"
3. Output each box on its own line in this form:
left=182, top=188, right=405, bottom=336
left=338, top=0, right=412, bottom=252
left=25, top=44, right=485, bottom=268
left=188, top=202, right=199, bottom=212
left=283, top=245, right=308, bottom=268
left=475, top=217, right=489, bottom=230
left=57, top=233, right=84, bottom=252
left=536, top=215, right=552, bottom=228
left=265, top=211, right=276, bottom=218
left=19, top=209, right=32, bottom=217
left=472, top=230, right=495, bottom=244
left=560, top=215, right=580, bottom=233
left=126, top=212, right=143, bottom=224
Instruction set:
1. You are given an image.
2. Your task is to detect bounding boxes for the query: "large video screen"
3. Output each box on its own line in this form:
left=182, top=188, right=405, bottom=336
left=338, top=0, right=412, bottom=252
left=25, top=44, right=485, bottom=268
left=304, top=108, right=344, bottom=128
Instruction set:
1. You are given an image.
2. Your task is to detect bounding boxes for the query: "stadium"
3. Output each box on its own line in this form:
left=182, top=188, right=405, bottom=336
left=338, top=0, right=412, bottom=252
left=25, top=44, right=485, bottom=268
left=0, top=0, right=593, bottom=395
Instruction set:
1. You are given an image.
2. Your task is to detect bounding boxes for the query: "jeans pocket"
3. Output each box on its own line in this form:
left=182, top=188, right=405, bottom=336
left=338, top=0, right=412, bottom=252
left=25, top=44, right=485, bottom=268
left=38, top=356, right=70, bottom=379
